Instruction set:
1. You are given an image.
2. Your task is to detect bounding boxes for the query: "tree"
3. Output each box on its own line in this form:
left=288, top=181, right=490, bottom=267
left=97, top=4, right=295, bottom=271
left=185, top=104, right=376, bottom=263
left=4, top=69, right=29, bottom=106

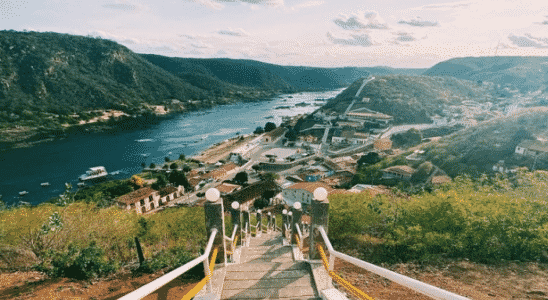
left=164, top=157, right=171, bottom=163
left=358, top=152, right=381, bottom=166
left=141, top=162, right=146, bottom=169
left=169, top=171, right=191, bottom=190
left=149, top=163, right=156, bottom=169
left=179, top=154, right=186, bottom=161
left=285, top=128, right=298, bottom=141
left=131, top=175, right=145, bottom=188
left=254, top=198, right=269, bottom=209
left=170, top=162, right=179, bottom=170
left=264, top=122, right=276, bottom=132
left=183, top=165, right=192, bottom=172
left=391, top=128, right=422, bottom=148
left=234, top=171, right=248, bottom=185
left=152, top=174, right=168, bottom=190
left=253, top=126, right=264, bottom=134
left=263, top=172, right=279, bottom=181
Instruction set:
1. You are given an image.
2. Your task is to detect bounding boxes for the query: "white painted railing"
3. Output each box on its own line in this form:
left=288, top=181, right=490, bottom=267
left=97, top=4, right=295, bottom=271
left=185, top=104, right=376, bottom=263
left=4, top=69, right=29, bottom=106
left=225, top=224, right=239, bottom=260
left=317, top=226, right=469, bottom=300
left=118, top=228, right=218, bottom=300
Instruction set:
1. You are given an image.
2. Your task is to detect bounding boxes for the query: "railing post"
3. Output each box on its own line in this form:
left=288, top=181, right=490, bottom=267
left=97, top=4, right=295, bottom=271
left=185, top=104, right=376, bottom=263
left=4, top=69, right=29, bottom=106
left=291, top=202, right=302, bottom=245
left=282, top=209, right=288, bottom=237
left=267, top=212, right=272, bottom=233
left=231, top=202, right=241, bottom=246
left=242, top=209, right=250, bottom=246
left=310, top=188, right=329, bottom=260
left=256, top=210, right=262, bottom=237
left=204, top=188, right=226, bottom=282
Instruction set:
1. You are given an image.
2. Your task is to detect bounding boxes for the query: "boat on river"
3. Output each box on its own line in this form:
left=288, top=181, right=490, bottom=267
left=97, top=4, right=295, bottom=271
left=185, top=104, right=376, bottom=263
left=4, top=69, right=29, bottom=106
left=19, top=191, right=28, bottom=196
left=41, top=182, right=50, bottom=187
left=79, top=166, right=109, bottom=182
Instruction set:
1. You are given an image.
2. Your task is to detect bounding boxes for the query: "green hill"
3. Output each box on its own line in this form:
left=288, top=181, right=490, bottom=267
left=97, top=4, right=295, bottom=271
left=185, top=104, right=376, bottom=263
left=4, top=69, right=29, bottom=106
left=423, top=107, right=548, bottom=177
left=424, top=56, right=548, bottom=92
left=322, top=75, right=495, bottom=124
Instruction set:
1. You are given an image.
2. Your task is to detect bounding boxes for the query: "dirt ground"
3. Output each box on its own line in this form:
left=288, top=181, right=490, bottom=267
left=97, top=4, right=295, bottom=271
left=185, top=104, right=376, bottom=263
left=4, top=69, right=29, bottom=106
left=1, top=260, right=547, bottom=299
left=193, top=134, right=258, bottom=164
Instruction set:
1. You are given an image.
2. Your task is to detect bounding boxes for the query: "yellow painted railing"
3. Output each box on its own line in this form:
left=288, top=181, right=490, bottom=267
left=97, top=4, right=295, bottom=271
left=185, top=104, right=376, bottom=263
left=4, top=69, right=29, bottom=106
left=181, top=247, right=219, bottom=300
left=226, top=236, right=238, bottom=255
left=317, top=244, right=375, bottom=300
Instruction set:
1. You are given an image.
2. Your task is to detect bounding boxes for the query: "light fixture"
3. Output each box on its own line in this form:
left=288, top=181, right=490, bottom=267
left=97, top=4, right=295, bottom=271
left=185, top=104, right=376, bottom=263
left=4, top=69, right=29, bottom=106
left=257, top=209, right=262, bottom=214
left=231, top=201, right=239, bottom=210
left=314, top=187, right=328, bottom=201
left=205, top=188, right=220, bottom=202
left=293, top=202, right=302, bottom=210
left=267, top=212, right=271, bottom=215
left=282, top=209, right=287, bottom=215
left=288, top=211, right=292, bottom=216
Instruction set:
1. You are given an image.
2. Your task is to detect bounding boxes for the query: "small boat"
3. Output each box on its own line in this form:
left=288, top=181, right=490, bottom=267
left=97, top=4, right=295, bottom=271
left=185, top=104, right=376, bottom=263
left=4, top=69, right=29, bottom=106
left=77, top=182, right=86, bottom=188
left=79, top=166, right=109, bottom=182
left=110, top=171, right=120, bottom=175
left=41, top=182, right=50, bottom=187
left=141, top=153, right=150, bottom=157
left=19, top=191, right=28, bottom=196
left=265, top=116, right=274, bottom=119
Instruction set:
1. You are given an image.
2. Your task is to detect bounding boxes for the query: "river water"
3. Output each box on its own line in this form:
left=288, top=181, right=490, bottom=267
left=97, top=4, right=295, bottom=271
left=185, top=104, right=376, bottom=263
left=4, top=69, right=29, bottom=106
left=0, top=89, right=343, bottom=205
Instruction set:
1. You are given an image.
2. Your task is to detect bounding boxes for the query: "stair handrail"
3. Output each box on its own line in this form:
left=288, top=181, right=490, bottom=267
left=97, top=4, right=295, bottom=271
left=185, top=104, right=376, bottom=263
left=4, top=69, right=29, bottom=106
left=295, top=223, right=303, bottom=250
left=316, top=226, right=470, bottom=300
left=224, top=224, right=239, bottom=258
left=242, top=221, right=249, bottom=246
left=119, top=228, right=218, bottom=300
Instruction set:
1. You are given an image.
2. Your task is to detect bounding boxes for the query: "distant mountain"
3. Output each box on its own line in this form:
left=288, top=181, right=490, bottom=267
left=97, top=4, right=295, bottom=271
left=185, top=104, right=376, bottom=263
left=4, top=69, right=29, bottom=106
left=424, top=56, right=548, bottom=92
left=141, top=55, right=424, bottom=92
left=422, top=107, right=548, bottom=177
left=322, top=75, right=495, bottom=124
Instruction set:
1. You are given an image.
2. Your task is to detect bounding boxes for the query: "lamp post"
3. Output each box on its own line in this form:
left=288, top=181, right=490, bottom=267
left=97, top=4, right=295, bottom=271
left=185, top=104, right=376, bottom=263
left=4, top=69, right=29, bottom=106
left=310, top=187, right=329, bottom=260
left=282, top=209, right=288, bottom=237
left=204, top=187, right=226, bottom=287
left=231, top=201, right=240, bottom=246
left=291, top=202, right=302, bottom=245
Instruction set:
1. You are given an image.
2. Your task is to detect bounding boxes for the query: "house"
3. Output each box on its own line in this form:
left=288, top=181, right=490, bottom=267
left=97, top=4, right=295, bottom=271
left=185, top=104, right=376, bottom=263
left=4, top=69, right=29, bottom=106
left=188, top=176, right=205, bottom=191
left=159, top=185, right=185, bottom=204
left=381, top=165, right=416, bottom=180
left=348, top=184, right=390, bottom=197
left=215, top=182, right=242, bottom=195
left=406, top=150, right=425, bottom=162
left=224, top=180, right=282, bottom=211
left=320, top=170, right=354, bottom=187
left=263, top=127, right=287, bottom=143
left=331, top=129, right=369, bottom=145
left=492, top=160, right=518, bottom=174
left=345, top=110, right=393, bottom=125
left=203, top=163, right=239, bottom=181
left=283, top=182, right=334, bottom=207
left=116, top=187, right=160, bottom=214
left=515, top=139, right=548, bottom=157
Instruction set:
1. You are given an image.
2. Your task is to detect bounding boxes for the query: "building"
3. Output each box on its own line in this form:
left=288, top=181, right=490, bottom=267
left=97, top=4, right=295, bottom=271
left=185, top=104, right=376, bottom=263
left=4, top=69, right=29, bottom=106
left=374, top=139, right=392, bottom=151
left=515, top=139, right=548, bottom=157
left=203, top=163, right=239, bottom=181
left=348, top=184, right=390, bottom=197
left=116, top=187, right=160, bottom=214
left=263, top=127, right=287, bottom=143
left=406, top=150, right=425, bottom=162
left=159, top=185, right=185, bottom=204
left=381, top=165, right=416, bottom=180
left=282, top=182, right=333, bottom=207
left=215, top=182, right=242, bottom=195
left=331, top=129, right=369, bottom=145
left=224, top=180, right=282, bottom=211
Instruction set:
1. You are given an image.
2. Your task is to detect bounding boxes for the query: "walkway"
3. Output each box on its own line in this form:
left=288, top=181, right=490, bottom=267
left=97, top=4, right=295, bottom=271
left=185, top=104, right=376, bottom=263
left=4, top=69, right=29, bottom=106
left=222, top=232, right=319, bottom=299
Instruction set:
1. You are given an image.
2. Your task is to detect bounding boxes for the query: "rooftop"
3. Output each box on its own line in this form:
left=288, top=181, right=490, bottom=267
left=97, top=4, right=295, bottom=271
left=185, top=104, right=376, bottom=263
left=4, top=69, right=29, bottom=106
left=518, top=139, right=548, bottom=153
left=382, top=165, right=416, bottom=176
left=116, top=187, right=157, bottom=205
left=286, top=182, right=334, bottom=194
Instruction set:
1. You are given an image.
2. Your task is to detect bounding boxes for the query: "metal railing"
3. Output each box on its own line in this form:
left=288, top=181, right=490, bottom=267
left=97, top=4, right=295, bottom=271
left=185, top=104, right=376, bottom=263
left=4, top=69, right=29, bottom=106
left=241, top=221, right=250, bottom=246
left=119, top=228, right=219, bottom=300
left=295, top=223, right=304, bottom=250
left=225, top=225, right=239, bottom=259
left=317, top=226, right=470, bottom=300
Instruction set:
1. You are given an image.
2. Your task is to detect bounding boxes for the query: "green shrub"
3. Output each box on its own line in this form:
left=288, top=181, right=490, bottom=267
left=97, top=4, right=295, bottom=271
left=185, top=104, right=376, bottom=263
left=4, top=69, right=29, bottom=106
left=48, top=242, right=117, bottom=280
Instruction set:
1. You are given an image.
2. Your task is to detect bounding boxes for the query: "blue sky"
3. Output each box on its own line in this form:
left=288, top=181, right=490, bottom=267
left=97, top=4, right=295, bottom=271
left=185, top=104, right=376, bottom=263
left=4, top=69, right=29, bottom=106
left=2, top=0, right=548, bottom=67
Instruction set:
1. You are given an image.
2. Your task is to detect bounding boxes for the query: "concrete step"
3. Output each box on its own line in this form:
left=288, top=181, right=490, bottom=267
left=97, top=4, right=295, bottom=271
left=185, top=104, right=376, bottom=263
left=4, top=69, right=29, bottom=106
left=243, top=247, right=291, bottom=255
left=223, top=275, right=313, bottom=289
left=221, top=286, right=317, bottom=299
left=240, top=256, right=294, bottom=264
left=225, top=269, right=310, bottom=280
left=227, top=261, right=308, bottom=272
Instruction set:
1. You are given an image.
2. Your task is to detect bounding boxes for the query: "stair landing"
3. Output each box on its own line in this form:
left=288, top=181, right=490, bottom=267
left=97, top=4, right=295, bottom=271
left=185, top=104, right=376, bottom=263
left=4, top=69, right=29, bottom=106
left=221, top=232, right=319, bottom=300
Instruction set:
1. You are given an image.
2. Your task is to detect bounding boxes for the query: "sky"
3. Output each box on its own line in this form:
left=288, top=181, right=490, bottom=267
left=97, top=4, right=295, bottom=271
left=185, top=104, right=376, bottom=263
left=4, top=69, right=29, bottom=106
left=1, top=0, right=548, bottom=68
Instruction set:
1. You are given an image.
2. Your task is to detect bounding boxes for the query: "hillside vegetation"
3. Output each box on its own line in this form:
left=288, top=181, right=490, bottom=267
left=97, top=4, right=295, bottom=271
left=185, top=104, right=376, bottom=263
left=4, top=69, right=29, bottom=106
left=424, top=56, right=548, bottom=92
left=423, top=107, right=548, bottom=177
left=322, top=75, right=495, bottom=124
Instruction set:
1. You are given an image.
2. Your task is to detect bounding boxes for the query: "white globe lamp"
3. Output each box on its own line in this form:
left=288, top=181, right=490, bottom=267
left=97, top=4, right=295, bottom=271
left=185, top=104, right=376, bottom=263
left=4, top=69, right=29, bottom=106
left=282, top=209, right=288, bottom=215
left=231, top=201, right=239, bottom=210
left=314, top=187, right=328, bottom=201
left=205, top=188, right=220, bottom=202
left=293, top=202, right=302, bottom=210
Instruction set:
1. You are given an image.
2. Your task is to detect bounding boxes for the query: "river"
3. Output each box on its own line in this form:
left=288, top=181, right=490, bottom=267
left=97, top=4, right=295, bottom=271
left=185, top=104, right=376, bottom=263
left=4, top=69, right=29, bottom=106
left=0, top=89, right=343, bottom=206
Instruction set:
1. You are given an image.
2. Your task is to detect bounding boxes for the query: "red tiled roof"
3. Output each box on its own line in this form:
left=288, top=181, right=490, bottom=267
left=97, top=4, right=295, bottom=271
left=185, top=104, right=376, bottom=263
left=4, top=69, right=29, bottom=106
left=286, top=182, right=334, bottom=194
left=160, top=186, right=178, bottom=196
left=117, top=187, right=156, bottom=205
left=216, top=183, right=241, bottom=194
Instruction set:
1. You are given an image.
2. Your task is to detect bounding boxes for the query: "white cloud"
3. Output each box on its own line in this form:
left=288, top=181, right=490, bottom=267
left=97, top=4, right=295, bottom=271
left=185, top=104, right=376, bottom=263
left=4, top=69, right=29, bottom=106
left=191, top=40, right=212, bottom=48
left=508, top=34, right=548, bottom=48
left=327, top=31, right=375, bottom=47
left=290, top=1, right=324, bottom=10
left=419, top=1, right=471, bottom=11
left=218, top=28, right=249, bottom=36
left=394, top=31, right=416, bottom=42
left=398, top=17, right=439, bottom=27
left=333, top=11, right=389, bottom=30
left=187, top=0, right=284, bottom=9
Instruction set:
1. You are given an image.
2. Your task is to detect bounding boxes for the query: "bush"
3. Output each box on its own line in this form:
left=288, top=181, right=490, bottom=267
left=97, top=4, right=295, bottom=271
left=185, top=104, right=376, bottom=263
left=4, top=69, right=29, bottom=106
left=264, top=122, right=276, bottom=132
left=49, top=242, right=117, bottom=280
left=137, top=246, right=194, bottom=273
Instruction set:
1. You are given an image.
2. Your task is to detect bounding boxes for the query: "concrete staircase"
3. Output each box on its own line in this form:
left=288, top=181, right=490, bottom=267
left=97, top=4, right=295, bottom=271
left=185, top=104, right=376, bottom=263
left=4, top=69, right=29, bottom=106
left=221, top=232, right=320, bottom=300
